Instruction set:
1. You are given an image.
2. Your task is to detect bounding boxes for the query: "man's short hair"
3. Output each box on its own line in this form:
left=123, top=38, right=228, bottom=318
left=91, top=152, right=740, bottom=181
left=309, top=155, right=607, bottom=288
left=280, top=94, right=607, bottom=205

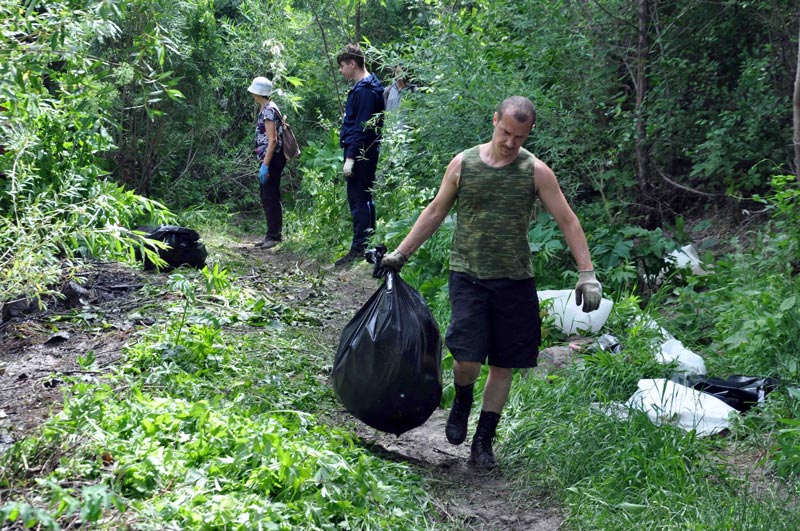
left=337, top=44, right=365, bottom=68
left=497, top=96, right=536, bottom=128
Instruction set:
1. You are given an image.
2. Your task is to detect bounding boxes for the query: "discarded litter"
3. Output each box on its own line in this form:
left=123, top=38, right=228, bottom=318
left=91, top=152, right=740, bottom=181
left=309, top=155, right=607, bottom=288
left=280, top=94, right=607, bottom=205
left=657, top=338, right=707, bottom=377
left=595, top=313, right=777, bottom=436
left=629, top=316, right=706, bottom=378
left=687, top=375, right=779, bottom=412
left=332, top=270, right=442, bottom=436
left=136, top=225, right=208, bottom=271
left=620, top=378, right=738, bottom=437
left=537, top=289, right=613, bottom=335
left=594, top=333, right=621, bottom=353
left=668, top=244, right=709, bottom=276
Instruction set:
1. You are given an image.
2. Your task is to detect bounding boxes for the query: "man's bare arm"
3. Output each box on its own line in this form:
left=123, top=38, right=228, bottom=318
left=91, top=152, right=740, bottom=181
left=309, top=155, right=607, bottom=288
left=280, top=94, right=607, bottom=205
left=396, top=154, right=462, bottom=257
left=535, top=159, right=594, bottom=271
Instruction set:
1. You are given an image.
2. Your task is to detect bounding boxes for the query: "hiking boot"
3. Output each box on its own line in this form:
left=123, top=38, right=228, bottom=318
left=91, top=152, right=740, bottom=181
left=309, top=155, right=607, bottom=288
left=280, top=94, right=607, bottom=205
left=469, top=410, right=501, bottom=469
left=445, top=383, right=474, bottom=445
left=334, top=249, right=363, bottom=267
left=258, top=238, right=280, bottom=250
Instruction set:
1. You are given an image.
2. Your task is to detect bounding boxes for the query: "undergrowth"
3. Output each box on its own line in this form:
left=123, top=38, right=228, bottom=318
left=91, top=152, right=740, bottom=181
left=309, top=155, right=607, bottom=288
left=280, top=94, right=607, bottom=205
left=0, top=262, right=437, bottom=530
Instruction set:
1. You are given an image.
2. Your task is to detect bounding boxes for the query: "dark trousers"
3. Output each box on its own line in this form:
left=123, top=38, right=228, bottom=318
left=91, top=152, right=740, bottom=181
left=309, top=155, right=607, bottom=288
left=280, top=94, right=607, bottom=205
left=345, top=148, right=379, bottom=252
left=259, top=149, right=286, bottom=241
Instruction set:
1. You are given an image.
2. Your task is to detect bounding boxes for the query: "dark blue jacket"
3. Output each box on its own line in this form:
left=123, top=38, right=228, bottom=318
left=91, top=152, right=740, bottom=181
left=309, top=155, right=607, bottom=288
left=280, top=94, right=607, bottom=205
left=340, top=73, right=385, bottom=159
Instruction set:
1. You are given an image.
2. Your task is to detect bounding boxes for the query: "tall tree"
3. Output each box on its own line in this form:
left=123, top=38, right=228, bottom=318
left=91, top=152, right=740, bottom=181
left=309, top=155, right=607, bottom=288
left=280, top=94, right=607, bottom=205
left=635, top=0, right=651, bottom=208
left=794, top=19, right=800, bottom=181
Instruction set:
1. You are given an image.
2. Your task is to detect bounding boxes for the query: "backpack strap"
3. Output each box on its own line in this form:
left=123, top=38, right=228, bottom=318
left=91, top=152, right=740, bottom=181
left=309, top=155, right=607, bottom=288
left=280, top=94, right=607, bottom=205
left=267, top=102, right=284, bottom=126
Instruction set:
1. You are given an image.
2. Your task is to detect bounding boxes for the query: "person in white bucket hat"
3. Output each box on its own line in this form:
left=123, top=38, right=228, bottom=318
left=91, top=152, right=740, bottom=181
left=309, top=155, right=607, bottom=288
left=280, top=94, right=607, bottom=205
left=248, top=76, right=286, bottom=249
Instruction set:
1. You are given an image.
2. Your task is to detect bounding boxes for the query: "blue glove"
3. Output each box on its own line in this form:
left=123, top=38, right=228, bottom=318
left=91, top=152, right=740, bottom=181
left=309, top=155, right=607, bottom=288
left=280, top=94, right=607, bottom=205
left=258, top=163, right=269, bottom=184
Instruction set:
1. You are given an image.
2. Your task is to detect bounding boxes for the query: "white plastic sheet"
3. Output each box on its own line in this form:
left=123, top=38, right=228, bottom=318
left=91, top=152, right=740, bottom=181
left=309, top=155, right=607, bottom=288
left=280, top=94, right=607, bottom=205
left=657, top=338, right=707, bottom=377
left=668, top=244, right=708, bottom=276
left=625, top=378, right=738, bottom=437
left=538, top=289, right=613, bottom=334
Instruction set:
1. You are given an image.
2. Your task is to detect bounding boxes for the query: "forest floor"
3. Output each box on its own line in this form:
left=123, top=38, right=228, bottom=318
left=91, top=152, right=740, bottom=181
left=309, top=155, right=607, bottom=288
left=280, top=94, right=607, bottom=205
left=0, top=236, right=569, bottom=530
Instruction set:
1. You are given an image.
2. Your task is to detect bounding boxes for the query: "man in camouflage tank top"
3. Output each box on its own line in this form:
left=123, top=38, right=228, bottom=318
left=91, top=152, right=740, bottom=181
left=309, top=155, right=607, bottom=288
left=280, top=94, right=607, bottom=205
left=380, top=96, right=602, bottom=469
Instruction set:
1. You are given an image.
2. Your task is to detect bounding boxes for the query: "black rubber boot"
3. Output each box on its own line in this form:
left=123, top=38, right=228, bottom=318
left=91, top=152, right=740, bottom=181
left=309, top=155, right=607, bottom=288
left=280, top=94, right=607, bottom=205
left=469, top=410, right=500, bottom=469
left=445, top=383, right=474, bottom=445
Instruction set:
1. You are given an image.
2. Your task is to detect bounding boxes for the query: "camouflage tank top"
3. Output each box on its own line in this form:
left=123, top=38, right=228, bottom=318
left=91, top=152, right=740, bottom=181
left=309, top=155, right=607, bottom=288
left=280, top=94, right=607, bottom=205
left=449, top=145, right=537, bottom=280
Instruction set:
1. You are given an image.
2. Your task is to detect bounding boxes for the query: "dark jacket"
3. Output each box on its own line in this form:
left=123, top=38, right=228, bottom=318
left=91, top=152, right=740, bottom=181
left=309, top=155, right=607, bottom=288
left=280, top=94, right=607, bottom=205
left=340, top=73, right=384, bottom=159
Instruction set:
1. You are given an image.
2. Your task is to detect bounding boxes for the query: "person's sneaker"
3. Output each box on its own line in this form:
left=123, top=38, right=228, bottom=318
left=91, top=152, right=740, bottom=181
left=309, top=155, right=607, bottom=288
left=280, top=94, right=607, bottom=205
left=334, top=249, right=362, bottom=267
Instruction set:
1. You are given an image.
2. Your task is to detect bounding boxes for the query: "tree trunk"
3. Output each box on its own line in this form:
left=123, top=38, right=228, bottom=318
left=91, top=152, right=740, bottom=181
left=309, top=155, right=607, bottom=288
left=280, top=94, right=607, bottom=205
left=309, top=3, right=344, bottom=117
left=355, top=1, right=362, bottom=44
left=794, top=19, right=800, bottom=181
left=635, top=0, right=650, bottom=197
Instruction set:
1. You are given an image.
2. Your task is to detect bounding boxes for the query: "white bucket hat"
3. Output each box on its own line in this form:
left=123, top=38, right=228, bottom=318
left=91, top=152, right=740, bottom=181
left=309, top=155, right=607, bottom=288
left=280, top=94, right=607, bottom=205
left=247, top=76, right=273, bottom=97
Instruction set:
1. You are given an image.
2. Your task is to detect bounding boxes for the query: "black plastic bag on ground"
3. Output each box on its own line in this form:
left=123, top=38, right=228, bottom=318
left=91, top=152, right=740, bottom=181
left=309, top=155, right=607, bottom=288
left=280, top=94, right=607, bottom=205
left=333, top=270, right=442, bottom=436
left=136, top=225, right=208, bottom=271
left=687, top=375, right=780, bottom=412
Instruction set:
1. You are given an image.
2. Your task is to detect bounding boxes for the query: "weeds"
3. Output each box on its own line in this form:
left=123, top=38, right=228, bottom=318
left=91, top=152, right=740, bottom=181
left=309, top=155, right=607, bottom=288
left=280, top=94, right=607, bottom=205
left=0, top=261, right=434, bottom=530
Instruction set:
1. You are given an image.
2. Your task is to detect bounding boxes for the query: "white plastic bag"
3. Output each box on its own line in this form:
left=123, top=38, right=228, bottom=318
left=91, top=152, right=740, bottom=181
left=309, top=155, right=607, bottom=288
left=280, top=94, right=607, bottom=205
left=668, top=244, right=708, bottom=276
left=657, top=338, right=707, bottom=376
left=632, top=314, right=675, bottom=341
left=625, top=378, right=738, bottom=437
left=538, top=289, right=613, bottom=335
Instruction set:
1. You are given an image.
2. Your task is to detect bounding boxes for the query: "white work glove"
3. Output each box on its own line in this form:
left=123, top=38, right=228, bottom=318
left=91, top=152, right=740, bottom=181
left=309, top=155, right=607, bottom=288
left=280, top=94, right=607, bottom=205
left=380, top=249, right=408, bottom=273
left=343, top=158, right=355, bottom=178
left=575, top=270, right=602, bottom=313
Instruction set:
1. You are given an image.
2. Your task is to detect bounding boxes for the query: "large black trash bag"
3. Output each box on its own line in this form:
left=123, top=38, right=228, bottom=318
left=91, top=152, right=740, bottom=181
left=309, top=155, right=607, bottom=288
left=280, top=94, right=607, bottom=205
left=687, top=375, right=780, bottom=412
left=136, top=225, right=208, bottom=271
left=333, top=270, right=442, bottom=436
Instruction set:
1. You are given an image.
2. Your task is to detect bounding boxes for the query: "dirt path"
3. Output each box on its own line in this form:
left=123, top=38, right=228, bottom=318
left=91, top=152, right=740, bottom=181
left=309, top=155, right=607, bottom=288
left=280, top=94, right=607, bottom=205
left=0, top=262, right=157, bottom=454
left=0, top=241, right=564, bottom=530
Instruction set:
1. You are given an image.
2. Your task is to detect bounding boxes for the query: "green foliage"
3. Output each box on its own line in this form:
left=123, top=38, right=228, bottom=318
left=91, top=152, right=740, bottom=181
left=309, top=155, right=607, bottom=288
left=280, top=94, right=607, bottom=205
left=652, top=208, right=800, bottom=482
left=0, top=262, right=433, bottom=530
left=2, top=0, right=800, bottom=527
left=0, top=176, right=172, bottom=305
left=645, top=2, right=795, bottom=197
left=283, top=134, right=354, bottom=258
left=501, top=288, right=800, bottom=529
left=755, top=174, right=800, bottom=241
left=97, top=0, right=224, bottom=196
left=527, top=211, right=567, bottom=287
left=592, top=225, right=680, bottom=295
left=0, top=0, right=175, bottom=305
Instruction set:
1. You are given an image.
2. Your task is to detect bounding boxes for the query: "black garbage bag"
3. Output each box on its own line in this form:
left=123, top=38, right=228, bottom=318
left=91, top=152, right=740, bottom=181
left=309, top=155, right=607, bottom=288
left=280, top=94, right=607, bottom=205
left=137, top=225, right=208, bottom=271
left=687, top=375, right=780, bottom=412
left=332, top=270, right=442, bottom=436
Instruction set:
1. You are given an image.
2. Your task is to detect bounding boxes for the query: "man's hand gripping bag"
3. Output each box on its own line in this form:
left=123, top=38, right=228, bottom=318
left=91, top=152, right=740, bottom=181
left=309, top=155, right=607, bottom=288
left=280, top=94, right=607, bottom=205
left=333, top=271, right=442, bottom=436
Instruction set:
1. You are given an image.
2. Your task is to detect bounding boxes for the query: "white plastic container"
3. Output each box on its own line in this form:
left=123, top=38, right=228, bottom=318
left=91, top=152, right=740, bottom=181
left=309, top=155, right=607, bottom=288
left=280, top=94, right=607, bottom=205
left=537, top=289, right=613, bottom=335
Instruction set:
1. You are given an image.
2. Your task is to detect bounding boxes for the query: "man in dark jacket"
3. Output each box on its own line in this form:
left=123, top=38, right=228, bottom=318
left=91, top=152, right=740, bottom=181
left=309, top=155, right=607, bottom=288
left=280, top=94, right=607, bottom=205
left=335, top=44, right=385, bottom=267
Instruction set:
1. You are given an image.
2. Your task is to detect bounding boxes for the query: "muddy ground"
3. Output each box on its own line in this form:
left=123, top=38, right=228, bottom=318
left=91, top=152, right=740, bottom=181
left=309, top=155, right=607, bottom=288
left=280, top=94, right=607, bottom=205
left=0, top=241, right=571, bottom=530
